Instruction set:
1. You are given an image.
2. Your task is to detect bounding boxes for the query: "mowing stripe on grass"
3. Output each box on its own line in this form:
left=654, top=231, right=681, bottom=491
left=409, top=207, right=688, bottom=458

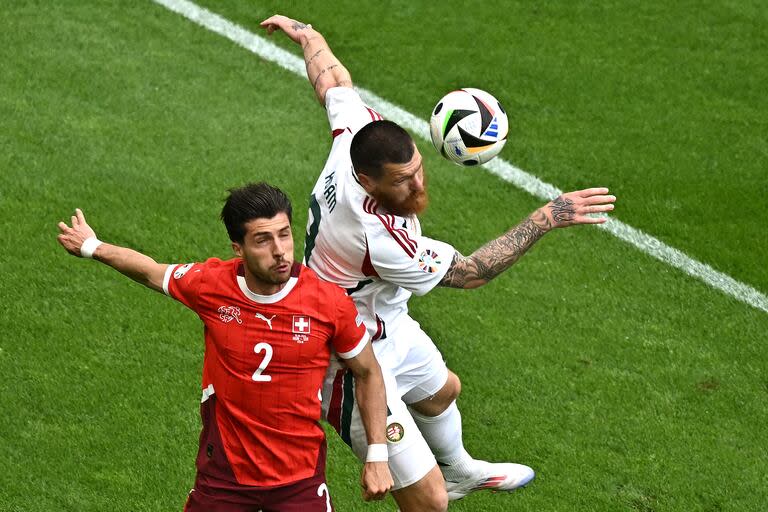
left=150, top=0, right=768, bottom=315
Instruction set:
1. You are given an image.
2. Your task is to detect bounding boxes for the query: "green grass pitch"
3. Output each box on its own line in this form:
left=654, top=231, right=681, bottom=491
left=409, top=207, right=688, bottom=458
left=1, top=1, right=767, bottom=511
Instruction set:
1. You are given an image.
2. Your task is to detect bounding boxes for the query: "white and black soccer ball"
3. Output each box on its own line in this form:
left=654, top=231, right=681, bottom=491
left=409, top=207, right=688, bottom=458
left=429, top=88, right=508, bottom=166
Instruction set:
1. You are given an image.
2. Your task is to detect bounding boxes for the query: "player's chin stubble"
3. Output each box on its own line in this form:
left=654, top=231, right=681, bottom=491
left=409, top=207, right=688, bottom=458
left=248, top=263, right=292, bottom=286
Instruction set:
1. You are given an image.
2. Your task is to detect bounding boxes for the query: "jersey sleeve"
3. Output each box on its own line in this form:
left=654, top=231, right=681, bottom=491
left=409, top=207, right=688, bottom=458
left=162, top=261, right=207, bottom=311
left=325, top=87, right=383, bottom=135
left=368, top=227, right=456, bottom=297
left=332, top=291, right=370, bottom=360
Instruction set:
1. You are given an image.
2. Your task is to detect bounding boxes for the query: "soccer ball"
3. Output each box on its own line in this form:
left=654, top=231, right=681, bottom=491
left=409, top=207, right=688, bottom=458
left=429, top=88, right=508, bottom=166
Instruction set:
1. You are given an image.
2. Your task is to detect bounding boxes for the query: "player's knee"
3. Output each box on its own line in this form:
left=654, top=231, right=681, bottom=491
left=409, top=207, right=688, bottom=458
left=393, top=466, right=449, bottom=512
left=446, top=371, right=461, bottom=401
left=435, top=372, right=461, bottom=407
left=408, top=372, right=462, bottom=417
left=397, top=487, right=448, bottom=512
left=429, top=489, right=449, bottom=512
left=417, top=494, right=448, bottom=512
left=421, top=485, right=449, bottom=512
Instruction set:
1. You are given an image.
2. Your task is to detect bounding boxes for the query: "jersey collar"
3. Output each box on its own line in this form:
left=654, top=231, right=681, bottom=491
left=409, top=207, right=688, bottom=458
left=235, top=262, right=300, bottom=304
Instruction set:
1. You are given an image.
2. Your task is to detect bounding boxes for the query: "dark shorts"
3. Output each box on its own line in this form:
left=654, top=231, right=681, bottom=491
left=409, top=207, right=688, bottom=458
left=183, top=472, right=333, bottom=512
left=184, top=441, right=334, bottom=512
left=185, top=393, right=334, bottom=511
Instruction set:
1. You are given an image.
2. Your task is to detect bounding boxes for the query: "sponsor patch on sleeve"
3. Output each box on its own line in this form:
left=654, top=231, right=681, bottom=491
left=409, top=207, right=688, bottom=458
left=173, top=263, right=194, bottom=279
left=417, top=249, right=441, bottom=273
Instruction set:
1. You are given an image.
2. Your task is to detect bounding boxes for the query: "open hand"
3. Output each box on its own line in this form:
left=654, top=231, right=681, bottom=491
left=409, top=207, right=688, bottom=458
left=259, top=14, right=312, bottom=45
left=539, top=188, right=616, bottom=229
left=57, top=208, right=97, bottom=257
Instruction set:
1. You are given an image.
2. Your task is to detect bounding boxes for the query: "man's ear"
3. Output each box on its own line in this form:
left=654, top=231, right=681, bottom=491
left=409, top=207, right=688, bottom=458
left=357, top=172, right=377, bottom=194
left=232, top=241, right=243, bottom=257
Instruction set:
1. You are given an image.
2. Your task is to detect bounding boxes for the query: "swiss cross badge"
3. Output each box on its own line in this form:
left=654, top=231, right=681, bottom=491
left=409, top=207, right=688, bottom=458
left=292, top=315, right=311, bottom=343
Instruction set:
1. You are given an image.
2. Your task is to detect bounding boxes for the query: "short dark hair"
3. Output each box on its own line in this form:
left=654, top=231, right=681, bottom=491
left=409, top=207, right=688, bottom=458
left=350, top=120, right=414, bottom=179
left=221, top=182, right=292, bottom=243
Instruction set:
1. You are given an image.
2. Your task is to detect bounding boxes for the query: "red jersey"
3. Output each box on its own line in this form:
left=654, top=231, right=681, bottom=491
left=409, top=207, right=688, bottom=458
left=163, top=258, right=368, bottom=488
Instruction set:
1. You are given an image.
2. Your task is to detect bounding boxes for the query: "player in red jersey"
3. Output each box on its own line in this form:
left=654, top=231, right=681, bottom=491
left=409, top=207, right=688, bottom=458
left=57, top=182, right=393, bottom=511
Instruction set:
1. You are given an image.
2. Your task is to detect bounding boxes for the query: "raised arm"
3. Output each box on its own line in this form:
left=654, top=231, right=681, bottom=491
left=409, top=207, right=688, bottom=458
left=260, top=14, right=352, bottom=104
left=440, top=188, right=616, bottom=289
left=343, top=342, right=394, bottom=501
left=57, top=208, right=168, bottom=292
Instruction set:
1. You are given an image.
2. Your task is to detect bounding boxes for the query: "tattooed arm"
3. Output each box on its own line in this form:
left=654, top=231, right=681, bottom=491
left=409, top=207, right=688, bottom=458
left=260, top=14, right=352, bottom=103
left=440, top=188, right=616, bottom=289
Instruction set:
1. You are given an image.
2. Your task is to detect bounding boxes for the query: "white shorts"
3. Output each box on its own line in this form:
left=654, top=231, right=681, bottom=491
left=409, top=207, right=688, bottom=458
left=374, top=315, right=449, bottom=404
left=321, top=316, right=449, bottom=490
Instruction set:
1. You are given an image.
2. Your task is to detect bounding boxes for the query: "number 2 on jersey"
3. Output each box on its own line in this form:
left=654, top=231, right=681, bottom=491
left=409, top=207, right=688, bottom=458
left=252, top=342, right=273, bottom=382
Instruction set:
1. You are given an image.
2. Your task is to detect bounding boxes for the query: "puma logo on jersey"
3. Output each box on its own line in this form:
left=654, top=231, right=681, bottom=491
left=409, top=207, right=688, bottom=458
left=255, top=312, right=276, bottom=330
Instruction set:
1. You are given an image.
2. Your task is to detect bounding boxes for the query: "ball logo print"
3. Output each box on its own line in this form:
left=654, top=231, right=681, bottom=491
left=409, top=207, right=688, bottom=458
left=429, top=88, right=508, bottom=166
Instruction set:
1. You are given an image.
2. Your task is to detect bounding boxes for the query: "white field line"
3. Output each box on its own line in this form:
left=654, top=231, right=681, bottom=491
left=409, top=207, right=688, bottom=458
left=151, top=0, right=768, bottom=315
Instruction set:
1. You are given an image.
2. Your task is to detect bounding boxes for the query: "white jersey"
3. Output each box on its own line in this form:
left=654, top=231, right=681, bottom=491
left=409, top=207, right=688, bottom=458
left=305, top=87, right=455, bottom=340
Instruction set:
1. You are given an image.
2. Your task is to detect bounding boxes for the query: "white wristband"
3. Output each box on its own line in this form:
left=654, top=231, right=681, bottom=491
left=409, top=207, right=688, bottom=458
left=366, top=443, right=388, bottom=462
left=81, top=237, right=103, bottom=259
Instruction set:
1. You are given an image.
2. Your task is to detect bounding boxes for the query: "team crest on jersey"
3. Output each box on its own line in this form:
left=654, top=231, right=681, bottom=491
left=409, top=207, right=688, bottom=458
left=418, top=249, right=441, bottom=273
left=174, top=263, right=194, bottom=279
left=386, top=422, right=405, bottom=443
left=292, top=315, right=311, bottom=343
left=217, top=306, right=243, bottom=324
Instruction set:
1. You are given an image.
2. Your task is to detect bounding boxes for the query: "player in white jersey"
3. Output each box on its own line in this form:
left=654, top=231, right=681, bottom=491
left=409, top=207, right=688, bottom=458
left=262, top=14, right=617, bottom=512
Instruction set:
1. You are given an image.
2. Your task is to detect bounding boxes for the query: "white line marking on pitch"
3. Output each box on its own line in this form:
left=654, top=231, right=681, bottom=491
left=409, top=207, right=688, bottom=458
left=151, top=0, right=768, bottom=315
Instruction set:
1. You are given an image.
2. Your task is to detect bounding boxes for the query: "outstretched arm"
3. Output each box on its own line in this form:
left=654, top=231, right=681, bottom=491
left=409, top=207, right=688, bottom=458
left=260, top=14, right=352, bottom=104
left=344, top=342, right=393, bottom=501
left=440, top=188, right=616, bottom=289
left=57, top=209, right=168, bottom=293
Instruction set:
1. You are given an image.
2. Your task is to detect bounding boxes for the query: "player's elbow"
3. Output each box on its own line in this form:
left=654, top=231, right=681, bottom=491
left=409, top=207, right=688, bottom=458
left=464, top=279, right=488, bottom=289
left=317, top=79, right=353, bottom=104
left=316, top=86, right=331, bottom=105
left=350, top=356, right=381, bottom=383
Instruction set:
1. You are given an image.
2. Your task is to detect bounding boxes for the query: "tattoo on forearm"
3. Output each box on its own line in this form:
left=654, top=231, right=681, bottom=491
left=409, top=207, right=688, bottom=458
left=291, top=22, right=308, bottom=30
left=312, top=64, right=339, bottom=89
left=440, top=252, right=470, bottom=289
left=301, top=35, right=321, bottom=49
left=307, top=48, right=325, bottom=66
left=549, top=195, right=575, bottom=224
left=440, top=216, right=548, bottom=288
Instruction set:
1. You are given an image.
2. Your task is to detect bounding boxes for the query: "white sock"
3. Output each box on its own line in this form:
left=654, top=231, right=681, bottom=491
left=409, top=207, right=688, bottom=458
left=409, top=401, right=475, bottom=475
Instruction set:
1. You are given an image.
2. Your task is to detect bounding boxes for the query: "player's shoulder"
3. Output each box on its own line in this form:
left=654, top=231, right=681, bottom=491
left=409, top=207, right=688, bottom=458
left=316, top=169, right=367, bottom=224
left=324, top=86, right=382, bottom=135
left=196, top=257, right=237, bottom=272
left=359, top=198, right=419, bottom=257
left=324, top=86, right=363, bottom=110
left=165, top=257, right=239, bottom=299
left=180, top=257, right=239, bottom=285
left=297, top=264, right=348, bottom=300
